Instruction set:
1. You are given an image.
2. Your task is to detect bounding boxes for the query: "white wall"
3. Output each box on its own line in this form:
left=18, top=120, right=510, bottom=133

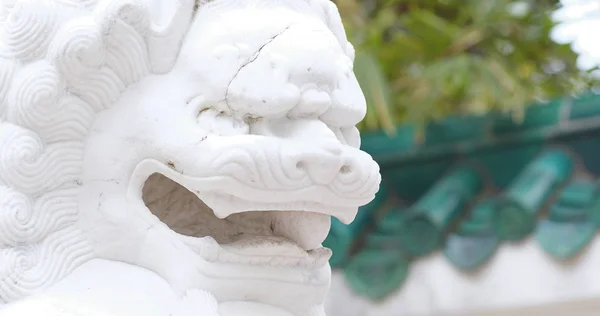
left=326, top=236, right=600, bottom=316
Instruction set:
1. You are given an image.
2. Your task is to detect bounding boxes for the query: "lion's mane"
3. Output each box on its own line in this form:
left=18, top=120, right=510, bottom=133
left=0, top=0, right=194, bottom=303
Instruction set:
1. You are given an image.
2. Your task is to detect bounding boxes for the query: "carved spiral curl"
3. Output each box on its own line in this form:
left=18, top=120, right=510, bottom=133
left=103, top=19, right=150, bottom=85
left=6, top=61, right=62, bottom=139
left=7, top=61, right=63, bottom=125
left=0, top=228, right=93, bottom=304
left=4, top=0, right=59, bottom=62
left=0, top=246, right=41, bottom=303
left=0, top=187, right=78, bottom=248
left=47, top=17, right=124, bottom=112
left=0, top=123, right=82, bottom=195
left=0, top=186, right=34, bottom=247
left=95, top=0, right=150, bottom=35
left=6, top=61, right=95, bottom=142
left=0, top=123, right=43, bottom=165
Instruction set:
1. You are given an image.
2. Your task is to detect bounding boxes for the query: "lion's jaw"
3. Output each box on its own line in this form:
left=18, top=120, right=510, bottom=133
left=77, top=3, right=379, bottom=315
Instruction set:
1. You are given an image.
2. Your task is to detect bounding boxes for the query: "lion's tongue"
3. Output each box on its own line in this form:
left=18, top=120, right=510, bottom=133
left=221, top=236, right=307, bottom=257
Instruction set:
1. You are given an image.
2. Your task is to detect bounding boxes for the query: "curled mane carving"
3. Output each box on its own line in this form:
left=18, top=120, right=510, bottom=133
left=0, top=0, right=194, bottom=303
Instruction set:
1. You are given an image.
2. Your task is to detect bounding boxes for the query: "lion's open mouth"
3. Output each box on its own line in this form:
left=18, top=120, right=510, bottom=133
left=141, top=173, right=333, bottom=268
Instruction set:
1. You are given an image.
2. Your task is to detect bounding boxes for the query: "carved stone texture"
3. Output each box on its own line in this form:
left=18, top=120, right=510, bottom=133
left=0, top=0, right=380, bottom=315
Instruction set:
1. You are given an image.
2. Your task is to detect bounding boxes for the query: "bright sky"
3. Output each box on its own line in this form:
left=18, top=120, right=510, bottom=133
left=552, top=0, right=600, bottom=71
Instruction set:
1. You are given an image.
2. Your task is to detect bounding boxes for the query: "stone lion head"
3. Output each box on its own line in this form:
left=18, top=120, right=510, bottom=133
left=0, top=0, right=380, bottom=314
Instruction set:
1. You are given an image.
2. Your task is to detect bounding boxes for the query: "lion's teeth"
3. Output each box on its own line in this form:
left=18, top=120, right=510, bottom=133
left=220, top=236, right=306, bottom=257
left=183, top=235, right=330, bottom=268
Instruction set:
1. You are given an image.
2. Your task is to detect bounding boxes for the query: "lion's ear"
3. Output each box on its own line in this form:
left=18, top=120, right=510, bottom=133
left=144, top=0, right=196, bottom=73
left=305, top=0, right=354, bottom=62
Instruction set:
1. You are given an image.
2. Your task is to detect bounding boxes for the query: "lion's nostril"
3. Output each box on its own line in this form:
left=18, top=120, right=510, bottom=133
left=294, top=153, right=344, bottom=185
left=340, top=165, right=350, bottom=174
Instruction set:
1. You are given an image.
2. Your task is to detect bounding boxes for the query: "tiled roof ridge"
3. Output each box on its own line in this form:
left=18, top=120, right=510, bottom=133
left=362, top=92, right=600, bottom=167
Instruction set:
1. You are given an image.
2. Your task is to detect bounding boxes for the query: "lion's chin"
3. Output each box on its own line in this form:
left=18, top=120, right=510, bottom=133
left=141, top=172, right=333, bottom=269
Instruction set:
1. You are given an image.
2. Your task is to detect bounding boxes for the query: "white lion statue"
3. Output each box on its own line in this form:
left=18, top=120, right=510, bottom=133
left=0, top=0, right=380, bottom=315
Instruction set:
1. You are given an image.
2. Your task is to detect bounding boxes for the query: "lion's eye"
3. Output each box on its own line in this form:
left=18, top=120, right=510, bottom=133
left=197, top=108, right=249, bottom=136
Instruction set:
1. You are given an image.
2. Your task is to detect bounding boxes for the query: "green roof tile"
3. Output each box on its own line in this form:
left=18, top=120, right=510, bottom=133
left=445, top=199, right=499, bottom=270
left=444, top=234, right=498, bottom=271
left=493, top=149, right=574, bottom=241
left=397, top=214, right=442, bottom=257
left=536, top=220, right=596, bottom=260
left=376, top=208, right=407, bottom=234
left=588, top=184, right=600, bottom=227
left=344, top=250, right=410, bottom=301
left=365, top=233, right=405, bottom=251
left=399, top=167, right=483, bottom=257
left=556, top=179, right=596, bottom=209
left=536, top=179, right=598, bottom=259
left=457, top=199, right=497, bottom=236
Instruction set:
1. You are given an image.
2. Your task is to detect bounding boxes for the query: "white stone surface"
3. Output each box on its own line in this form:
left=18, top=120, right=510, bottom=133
left=326, top=236, right=600, bottom=316
left=0, top=0, right=380, bottom=315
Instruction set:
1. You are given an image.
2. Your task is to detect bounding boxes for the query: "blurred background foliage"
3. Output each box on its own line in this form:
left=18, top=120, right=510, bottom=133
left=335, top=0, right=600, bottom=135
